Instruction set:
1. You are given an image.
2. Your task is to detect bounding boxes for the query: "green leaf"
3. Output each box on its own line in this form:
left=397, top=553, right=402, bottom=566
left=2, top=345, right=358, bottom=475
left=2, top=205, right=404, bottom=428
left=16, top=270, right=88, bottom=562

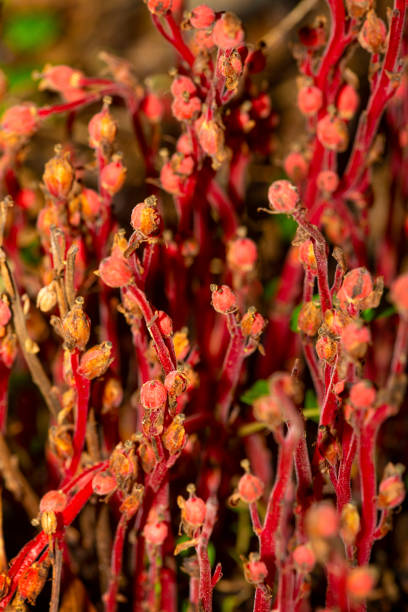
left=4, top=12, right=60, bottom=52
left=240, top=379, right=269, bottom=405
left=303, top=389, right=320, bottom=422
left=276, top=214, right=297, bottom=241
left=361, top=308, right=375, bottom=322
left=263, top=277, right=279, bottom=301
left=207, top=541, right=216, bottom=568
left=290, top=303, right=302, bottom=332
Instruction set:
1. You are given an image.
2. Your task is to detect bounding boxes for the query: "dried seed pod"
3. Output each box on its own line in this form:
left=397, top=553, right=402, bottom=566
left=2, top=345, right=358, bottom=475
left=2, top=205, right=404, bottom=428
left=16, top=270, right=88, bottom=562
left=340, top=503, right=360, bottom=545
left=268, top=180, right=300, bottom=213
left=40, top=490, right=67, bottom=514
left=211, top=284, right=238, bottom=314
left=61, top=297, right=90, bottom=350
left=119, top=484, right=144, bottom=519
left=16, top=562, right=49, bottom=605
left=78, top=341, right=113, bottom=379
left=92, top=470, right=118, bottom=496
left=237, top=461, right=264, bottom=503
left=162, top=414, right=186, bottom=455
left=36, top=283, right=57, bottom=313
left=109, top=442, right=138, bottom=487
left=298, top=302, right=322, bottom=336
left=242, top=553, right=268, bottom=584
left=43, top=146, right=74, bottom=200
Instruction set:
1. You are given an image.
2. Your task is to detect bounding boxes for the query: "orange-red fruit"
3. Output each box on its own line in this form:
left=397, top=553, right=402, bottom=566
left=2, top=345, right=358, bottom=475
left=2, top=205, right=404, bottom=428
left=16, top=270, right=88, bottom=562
left=78, top=341, right=113, bottom=379
left=341, top=322, right=371, bottom=358
left=190, top=5, right=215, bottom=29
left=39, top=64, right=83, bottom=93
left=349, top=380, right=376, bottom=408
left=227, top=237, right=257, bottom=272
left=293, top=544, right=316, bottom=571
left=243, top=554, right=268, bottom=584
left=147, top=0, right=172, bottom=15
left=197, top=119, right=224, bottom=156
left=390, top=273, right=408, bottom=316
left=306, top=502, right=339, bottom=538
left=164, top=370, right=187, bottom=396
left=100, top=158, right=126, bottom=195
left=81, top=188, right=102, bottom=218
left=131, top=201, right=161, bottom=236
left=43, top=152, right=74, bottom=200
left=88, top=108, right=117, bottom=149
left=297, top=85, right=323, bottom=116
left=346, top=0, right=373, bottom=19
left=160, top=162, right=184, bottom=195
left=140, top=380, right=167, bottom=410
left=338, top=267, right=373, bottom=308
left=298, top=302, right=322, bottom=336
left=99, top=253, right=133, bottom=288
left=0, top=302, right=11, bottom=327
left=211, top=285, right=238, bottom=314
left=378, top=465, right=405, bottom=509
left=171, top=96, right=201, bottom=121
left=268, top=179, right=299, bottom=213
left=284, top=151, right=309, bottom=182
left=183, top=496, right=207, bottom=527
left=143, top=520, right=168, bottom=545
left=337, top=84, right=359, bottom=120
left=212, top=13, right=244, bottom=49
left=346, top=566, right=376, bottom=600
left=39, top=489, right=67, bottom=513
left=141, top=93, right=164, bottom=122
left=1, top=103, right=38, bottom=137
left=316, top=335, right=338, bottom=364
left=298, top=240, right=317, bottom=272
left=358, top=11, right=387, bottom=54
left=317, top=170, right=339, bottom=193
left=241, top=311, right=266, bottom=337
left=92, top=471, right=118, bottom=496
left=171, top=76, right=197, bottom=98
left=253, top=395, right=282, bottom=429
left=157, top=310, right=173, bottom=336
left=317, top=115, right=349, bottom=152
left=238, top=473, right=264, bottom=503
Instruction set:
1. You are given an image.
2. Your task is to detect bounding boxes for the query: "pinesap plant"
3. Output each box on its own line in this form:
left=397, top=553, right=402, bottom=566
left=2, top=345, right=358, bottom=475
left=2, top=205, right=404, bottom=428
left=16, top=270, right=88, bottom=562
left=0, top=0, right=407, bottom=610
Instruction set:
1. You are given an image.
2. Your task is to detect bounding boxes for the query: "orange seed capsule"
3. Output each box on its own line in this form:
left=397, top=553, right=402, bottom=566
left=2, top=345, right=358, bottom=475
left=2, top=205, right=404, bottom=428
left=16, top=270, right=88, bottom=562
left=62, top=297, right=91, bottom=351
left=78, top=341, right=113, bottom=379
left=162, top=414, right=186, bottom=455
left=43, top=146, right=75, bottom=200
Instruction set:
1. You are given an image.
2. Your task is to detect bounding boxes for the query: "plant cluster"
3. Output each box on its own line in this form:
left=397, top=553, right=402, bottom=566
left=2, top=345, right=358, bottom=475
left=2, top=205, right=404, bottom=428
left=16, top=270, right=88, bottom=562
left=0, top=0, right=407, bottom=610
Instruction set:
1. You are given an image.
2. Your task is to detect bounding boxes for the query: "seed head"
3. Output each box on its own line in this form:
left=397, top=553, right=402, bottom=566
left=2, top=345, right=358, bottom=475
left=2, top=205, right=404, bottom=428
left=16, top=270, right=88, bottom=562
left=211, top=284, right=238, bottom=314
left=268, top=180, right=300, bottom=213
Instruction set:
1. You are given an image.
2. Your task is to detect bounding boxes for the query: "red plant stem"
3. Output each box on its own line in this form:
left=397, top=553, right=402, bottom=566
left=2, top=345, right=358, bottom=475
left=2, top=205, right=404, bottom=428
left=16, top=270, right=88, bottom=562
left=0, top=363, right=10, bottom=433
left=356, top=404, right=393, bottom=565
left=339, top=1, right=406, bottom=195
left=216, top=313, right=245, bottom=423
left=125, top=285, right=176, bottom=375
left=62, top=350, right=91, bottom=484
left=2, top=462, right=106, bottom=608
left=151, top=14, right=195, bottom=68
left=336, top=429, right=357, bottom=513
left=293, top=211, right=332, bottom=314
left=196, top=496, right=218, bottom=612
left=390, top=315, right=408, bottom=376
left=253, top=396, right=303, bottom=600
left=314, top=0, right=346, bottom=92
left=206, top=179, right=238, bottom=240
left=105, top=514, right=129, bottom=612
